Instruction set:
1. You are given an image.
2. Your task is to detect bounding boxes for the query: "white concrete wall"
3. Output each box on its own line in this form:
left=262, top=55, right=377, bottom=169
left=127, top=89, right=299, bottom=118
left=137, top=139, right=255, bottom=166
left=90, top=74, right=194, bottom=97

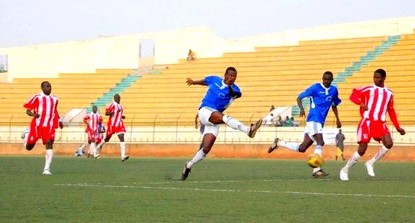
left=0, top=17, right=414, bottom=81
left=0, top=35, right=140, bottom=81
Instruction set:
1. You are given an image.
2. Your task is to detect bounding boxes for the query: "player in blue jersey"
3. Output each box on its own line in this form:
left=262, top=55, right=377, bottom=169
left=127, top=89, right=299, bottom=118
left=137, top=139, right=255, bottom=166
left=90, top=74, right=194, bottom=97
left=267, top=71, right=342, bottom=178
left=181, top=67, right=263, bottom=181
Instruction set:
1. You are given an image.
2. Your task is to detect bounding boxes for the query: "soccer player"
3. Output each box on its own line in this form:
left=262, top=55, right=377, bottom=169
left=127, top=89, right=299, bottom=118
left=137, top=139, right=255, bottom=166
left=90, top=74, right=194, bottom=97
left=83, top=105, right=103, bottom=158
left=267, top=71, right=342, bottom=178
left=24, top=81, right=64, bottom=175
left=340, top=69, right=405, bottom=181
left=96, top=94, right=129, bottom=161
left=181, top=67, right=263, bottom=181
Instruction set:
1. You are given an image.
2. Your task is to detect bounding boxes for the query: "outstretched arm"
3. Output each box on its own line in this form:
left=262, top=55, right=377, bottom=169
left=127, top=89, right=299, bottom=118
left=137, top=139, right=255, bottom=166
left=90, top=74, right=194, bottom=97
left=186, top=78, right=205, bottom=86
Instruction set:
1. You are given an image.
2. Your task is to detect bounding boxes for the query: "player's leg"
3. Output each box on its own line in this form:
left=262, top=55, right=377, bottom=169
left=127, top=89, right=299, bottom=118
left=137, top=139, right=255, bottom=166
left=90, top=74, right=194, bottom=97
left=90, top=139, right=99, bottom=158
left=207, top=108, right=262, bottom=138
left=268, top=133, right=314, bottom=153
left=75, top=141, right=86, bottom=156
left=42, top=131, right=54, bottom=175
left=309, top=132, right=329, bottom=177
left=26, top=125, right=38, bottom=151
left=181, top=124, right=219, bottom=181
left=97, top=129, right=112, bottom=151
left=364, top=133, right=393, bottom=177
left=118, top=133, right=128, bottom=161
left=340, top=119, right=370, bottom=181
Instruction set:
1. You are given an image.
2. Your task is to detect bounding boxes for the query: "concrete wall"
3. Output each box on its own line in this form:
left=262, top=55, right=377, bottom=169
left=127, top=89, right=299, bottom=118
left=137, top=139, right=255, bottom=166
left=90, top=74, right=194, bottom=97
left=0, top=17, right=414, bottom=81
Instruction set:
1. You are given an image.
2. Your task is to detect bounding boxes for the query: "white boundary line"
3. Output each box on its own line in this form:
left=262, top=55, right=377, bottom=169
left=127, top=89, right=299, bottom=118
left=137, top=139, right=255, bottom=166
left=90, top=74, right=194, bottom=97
left=54, top=183, right=415, bottom=199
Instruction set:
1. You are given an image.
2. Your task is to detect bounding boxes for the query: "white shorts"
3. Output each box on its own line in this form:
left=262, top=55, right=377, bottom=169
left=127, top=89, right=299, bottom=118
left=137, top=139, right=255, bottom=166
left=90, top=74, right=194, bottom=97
left=198, top=107, right=220, bottom=137
left=304, top=121, right=323, bottom=141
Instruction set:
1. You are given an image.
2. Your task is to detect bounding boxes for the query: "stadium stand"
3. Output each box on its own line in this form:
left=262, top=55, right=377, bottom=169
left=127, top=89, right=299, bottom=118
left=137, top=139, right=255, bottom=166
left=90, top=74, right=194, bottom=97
left=1, top=34, right=414, bottom=128
left=0, top=70, right=131, bottom=125
left=122, top=35, right=401, bottom=126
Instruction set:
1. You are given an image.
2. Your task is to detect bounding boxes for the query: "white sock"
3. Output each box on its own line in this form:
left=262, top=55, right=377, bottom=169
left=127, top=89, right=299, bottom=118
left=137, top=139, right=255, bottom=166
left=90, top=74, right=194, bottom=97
left=278, top=141, right=300, bottom=152
left=342, top=151, right=361, bottom=172
left=186, top=149, right=206, bottom=169
left=314, top=145, right=323, bottom=156
left=312, top=167, right=321, bottom=174
left=222, top=115, right=249, bottom=134
left=367, top=146, right=389, bottom=166
left=120, top=142, right=126, bottom=158
left=90, top=143, right=96, bottom=156
left=44, top=149, right=53, bottom=171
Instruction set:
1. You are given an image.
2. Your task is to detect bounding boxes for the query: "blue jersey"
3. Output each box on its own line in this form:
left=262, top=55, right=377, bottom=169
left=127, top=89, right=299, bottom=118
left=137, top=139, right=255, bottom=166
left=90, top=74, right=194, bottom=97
left=199, top=76, right=242, bottom=112
left=298, top=83, right=341, bottom=126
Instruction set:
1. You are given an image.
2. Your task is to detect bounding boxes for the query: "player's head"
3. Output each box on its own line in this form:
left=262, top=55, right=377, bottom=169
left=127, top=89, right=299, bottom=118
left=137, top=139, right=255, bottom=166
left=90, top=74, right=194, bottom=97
left=114, top=94, right=121, bottom=103
left=322, top=71, right=334, bottom=88
left=41, top=81, right=52, bottom=95
left=92, top=105, right=98, bottom=113
left=224, top=67, right=237, bottom=85
left=373, top=69, right=386, bottom=87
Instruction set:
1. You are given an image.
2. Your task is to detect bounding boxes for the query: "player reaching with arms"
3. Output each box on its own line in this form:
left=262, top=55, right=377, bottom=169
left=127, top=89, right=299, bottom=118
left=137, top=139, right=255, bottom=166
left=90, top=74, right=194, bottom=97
left=96, top=94, right=129, bottom=161
left=340, top=69, right=405, bottom=181
left=181, top=67, right=263, bottom=181
left=24, top=81, right=63, bottom=175
left=267, top=71, right=341, bottom=178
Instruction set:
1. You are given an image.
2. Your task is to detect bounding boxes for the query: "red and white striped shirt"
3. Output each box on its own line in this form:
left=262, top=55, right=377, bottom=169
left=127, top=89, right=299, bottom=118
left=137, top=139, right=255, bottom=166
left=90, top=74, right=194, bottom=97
left=350, top=85, right=400, bottom=129
left=83, top=112, right=103, bottom=132
left=24, top=92, right=60, bottom=128
left=106, top=102, right=124, bottom=127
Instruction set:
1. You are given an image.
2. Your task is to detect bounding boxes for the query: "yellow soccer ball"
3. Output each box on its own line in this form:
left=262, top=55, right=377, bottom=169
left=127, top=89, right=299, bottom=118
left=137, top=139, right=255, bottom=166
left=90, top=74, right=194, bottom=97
left=306, top=154, right=324, bottom=168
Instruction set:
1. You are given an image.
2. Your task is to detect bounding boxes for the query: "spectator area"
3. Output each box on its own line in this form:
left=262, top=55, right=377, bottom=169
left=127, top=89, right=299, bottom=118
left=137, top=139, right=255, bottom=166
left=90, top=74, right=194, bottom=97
left=1, top=34, right=414, bottom=127
left=0, top=69, right=131, bottom=125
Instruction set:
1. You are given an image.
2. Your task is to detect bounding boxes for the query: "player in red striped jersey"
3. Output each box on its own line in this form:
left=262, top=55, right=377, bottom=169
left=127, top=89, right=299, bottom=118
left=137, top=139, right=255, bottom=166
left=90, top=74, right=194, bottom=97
left=24, top=81, right=63, bottom=175
left=83, top=105, right=103, bottom=158
left=96, top=94, right=129, bottom=161
left=340, top=69, right=406, bottom=181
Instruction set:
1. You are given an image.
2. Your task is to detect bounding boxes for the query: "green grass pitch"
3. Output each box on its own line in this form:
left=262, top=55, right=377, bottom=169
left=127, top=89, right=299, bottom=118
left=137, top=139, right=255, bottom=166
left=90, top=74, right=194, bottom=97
left=1, top=156, right=414, bottom=222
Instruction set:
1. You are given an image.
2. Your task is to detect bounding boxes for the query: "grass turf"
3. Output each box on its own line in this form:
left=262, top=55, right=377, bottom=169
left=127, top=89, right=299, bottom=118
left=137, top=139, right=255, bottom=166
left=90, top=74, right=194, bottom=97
left=1, top=156, right=414, bottom=222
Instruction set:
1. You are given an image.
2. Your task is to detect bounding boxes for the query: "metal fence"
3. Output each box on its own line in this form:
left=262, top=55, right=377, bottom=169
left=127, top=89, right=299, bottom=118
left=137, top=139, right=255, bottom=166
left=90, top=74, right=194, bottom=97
left=1, top=120, right=413, bottom=146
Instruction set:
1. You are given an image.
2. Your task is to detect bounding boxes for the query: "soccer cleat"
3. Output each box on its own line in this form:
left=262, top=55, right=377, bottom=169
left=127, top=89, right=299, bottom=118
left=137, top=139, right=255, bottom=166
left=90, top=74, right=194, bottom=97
left=42, top=169, right=52, bottom=175
left=339, top=168, right=349, bottom=181
left=365, top=162, right=375, bottom=177
left=181, top=162, right=191, bottom=181
left=94, top=154, right=101, bottom=159
left=268, top=138, right=280, bottom=153
left=121, top=156, right=129, bottom=162
left=312, top=169, right=329, bottom=178
left=248, top=119, right=263, bottom=138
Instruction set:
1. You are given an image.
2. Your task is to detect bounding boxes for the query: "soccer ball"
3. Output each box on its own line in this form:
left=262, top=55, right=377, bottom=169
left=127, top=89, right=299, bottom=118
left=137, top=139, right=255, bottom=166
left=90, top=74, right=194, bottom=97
left=306, top=154, right=324, bottom=168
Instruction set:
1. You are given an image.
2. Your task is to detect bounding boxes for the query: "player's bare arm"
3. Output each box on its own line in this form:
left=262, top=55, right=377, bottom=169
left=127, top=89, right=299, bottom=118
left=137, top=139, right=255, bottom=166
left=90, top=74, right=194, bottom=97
left=26, top=109, right=40, bottom=118
left=105, top=111, right=114, bottom=116
left=332, top=105, right=341, bottom=128
left=186, top=78, right=205, bottom=86
left=296, top=97, right=305, bottom=117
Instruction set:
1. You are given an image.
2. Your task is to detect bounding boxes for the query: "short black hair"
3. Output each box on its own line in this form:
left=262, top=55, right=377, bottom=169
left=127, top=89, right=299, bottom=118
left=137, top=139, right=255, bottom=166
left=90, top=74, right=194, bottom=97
left=374, top=68, right=386, bottom=78
left=323, top=71, right=333, bottom=77
left=41, top=81, right=49, bottom=87
left=225, top=67, right=237, bottom=74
